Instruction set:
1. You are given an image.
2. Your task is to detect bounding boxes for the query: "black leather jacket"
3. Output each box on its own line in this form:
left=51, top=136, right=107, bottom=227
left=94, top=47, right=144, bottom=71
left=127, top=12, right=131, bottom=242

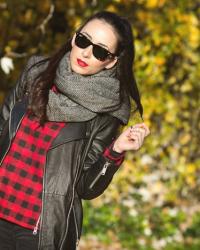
left=0, top=57, right=122, bottom=250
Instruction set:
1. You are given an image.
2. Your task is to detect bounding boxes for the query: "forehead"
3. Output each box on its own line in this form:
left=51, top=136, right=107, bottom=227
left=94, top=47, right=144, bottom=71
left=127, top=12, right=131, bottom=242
left=80, top=19, right=118, bottom=48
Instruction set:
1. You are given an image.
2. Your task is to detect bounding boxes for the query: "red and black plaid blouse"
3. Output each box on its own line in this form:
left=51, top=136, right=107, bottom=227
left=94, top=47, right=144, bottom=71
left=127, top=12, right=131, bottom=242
left=0, top=113, right=124, bottom=231
left=0, top=114, right=65, bottom=230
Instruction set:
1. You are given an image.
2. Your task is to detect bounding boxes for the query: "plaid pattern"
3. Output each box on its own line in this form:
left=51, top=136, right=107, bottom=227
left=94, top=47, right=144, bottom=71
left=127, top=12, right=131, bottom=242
left=0, top=95, right=123, bottom=231
left=103, top=142, right=125, bottom=166
left=0, top=113, right=65, bottom=230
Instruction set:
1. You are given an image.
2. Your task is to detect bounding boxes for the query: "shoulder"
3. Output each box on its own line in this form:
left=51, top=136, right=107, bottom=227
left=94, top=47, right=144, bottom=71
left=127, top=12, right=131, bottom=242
left=22, top=55, right=49, bottom=93
left=26, top=55, right=47, bottom=67
left=25, top=55, right=49, bottom=78
left=88, top=113, right=122, bottom=141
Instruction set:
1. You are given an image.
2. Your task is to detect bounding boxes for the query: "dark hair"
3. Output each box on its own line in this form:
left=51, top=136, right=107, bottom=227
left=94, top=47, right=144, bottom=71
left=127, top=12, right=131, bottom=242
left=29, top=11, right=143, bottom=124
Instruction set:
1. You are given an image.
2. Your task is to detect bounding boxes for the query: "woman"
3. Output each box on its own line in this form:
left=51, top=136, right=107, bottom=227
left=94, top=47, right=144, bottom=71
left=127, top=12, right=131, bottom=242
left=0, top=11, right=150, bottom=250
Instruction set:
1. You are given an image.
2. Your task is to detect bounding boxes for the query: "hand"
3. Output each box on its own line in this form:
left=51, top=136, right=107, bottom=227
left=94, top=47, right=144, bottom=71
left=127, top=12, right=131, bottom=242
left=113, top=123, right=150, bottom=153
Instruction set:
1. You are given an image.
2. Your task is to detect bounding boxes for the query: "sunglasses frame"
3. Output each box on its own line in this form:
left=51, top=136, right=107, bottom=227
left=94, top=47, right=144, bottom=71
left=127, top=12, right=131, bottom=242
left=75, top=32, right=117, bottom=61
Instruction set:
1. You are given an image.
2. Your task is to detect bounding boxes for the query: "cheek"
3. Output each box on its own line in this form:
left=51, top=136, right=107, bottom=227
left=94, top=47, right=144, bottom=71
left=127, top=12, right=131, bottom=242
left=70, top=46, right=78, bottom=60
left=90, top=57, right=110, bottom=70
left=89, top=61, right=106, bottom=74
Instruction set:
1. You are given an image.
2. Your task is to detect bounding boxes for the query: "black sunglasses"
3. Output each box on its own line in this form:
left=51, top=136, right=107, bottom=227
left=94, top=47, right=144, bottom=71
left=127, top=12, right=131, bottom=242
left=74, top=32, right=117, bottom=61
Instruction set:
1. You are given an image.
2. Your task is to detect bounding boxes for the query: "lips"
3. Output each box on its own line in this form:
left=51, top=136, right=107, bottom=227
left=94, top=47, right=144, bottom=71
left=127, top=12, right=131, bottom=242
left=77, top=58, right=88, bottom=67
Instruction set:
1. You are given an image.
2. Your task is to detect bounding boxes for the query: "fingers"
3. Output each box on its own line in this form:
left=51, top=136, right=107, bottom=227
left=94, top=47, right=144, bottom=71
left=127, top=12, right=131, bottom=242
left=130, top=128, right=144, bottom=145
left=129, top=132, right=142, bottom=149
left=131, top=123, right=150, bottom=137
left=115, top=123, right=150, bottom=152
left=128, top=123, right=149, bottom=150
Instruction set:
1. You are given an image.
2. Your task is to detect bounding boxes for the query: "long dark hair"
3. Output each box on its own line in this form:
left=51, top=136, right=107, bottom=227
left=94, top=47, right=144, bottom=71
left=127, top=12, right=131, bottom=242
left=29, top=11, right=143, bottom=124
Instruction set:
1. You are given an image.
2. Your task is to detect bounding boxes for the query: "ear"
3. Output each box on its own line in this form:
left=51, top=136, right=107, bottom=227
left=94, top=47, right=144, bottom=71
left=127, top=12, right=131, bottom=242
left=104, top=57, right=118, bottom=69
left=71, top=33, right=76, bottom=47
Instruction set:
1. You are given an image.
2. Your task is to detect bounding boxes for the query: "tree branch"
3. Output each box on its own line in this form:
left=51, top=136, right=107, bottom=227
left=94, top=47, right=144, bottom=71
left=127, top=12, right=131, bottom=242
left=37, top=4, right=55, bottom=34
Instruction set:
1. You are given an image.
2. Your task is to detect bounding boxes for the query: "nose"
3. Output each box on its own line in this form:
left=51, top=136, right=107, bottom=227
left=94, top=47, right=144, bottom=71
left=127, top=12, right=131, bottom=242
left=82, top=45, right=93, bottom=58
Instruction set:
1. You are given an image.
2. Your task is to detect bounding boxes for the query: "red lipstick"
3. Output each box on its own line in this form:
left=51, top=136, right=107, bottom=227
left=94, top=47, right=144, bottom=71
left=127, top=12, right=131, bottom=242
left=77, top=58, right=88, bottom=67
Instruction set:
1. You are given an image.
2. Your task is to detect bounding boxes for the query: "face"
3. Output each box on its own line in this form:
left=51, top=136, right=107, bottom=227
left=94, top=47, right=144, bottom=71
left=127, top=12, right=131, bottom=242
left=70, top=19, right=119, bottom=75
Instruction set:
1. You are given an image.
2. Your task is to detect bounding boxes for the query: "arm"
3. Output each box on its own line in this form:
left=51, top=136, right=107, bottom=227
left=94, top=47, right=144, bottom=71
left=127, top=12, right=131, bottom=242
left=76, top=115, right=124, bottom=200
left=0, top=56, right=42, bottom=135
left=76, top=116, right=150, bottom=200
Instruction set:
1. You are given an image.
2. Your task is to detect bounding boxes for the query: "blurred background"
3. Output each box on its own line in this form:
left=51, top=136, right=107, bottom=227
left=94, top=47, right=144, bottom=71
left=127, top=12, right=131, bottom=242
left=0, top=0, right=199, bottom=249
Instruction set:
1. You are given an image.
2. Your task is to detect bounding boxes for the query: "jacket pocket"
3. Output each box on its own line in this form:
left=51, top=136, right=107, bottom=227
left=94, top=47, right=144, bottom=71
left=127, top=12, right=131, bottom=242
left=89, top=161, right=111, bottom=190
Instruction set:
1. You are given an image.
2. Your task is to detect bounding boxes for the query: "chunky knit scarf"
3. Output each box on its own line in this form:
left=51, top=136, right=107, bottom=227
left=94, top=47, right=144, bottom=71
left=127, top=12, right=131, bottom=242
left=47, top=52, right=130, bottom=124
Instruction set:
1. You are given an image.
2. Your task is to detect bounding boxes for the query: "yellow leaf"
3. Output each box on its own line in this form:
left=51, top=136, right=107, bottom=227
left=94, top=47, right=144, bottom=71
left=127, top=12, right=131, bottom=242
left=137, top=11, right=149, bottom=21
left=162, top=35, right=171, bottom=44
left=74, top=17, right=82, bottom=29
left=4, top=46, right=12, bottom=53
left=180, top=82, right=193, bottom=92
left=146, top=0, right=158, bottom=8
left=79, top=0, right=86, bottom=7
left=106, top=5, right=118, bottom=13
left=179, top=134, right=191, bottom=145
left=155, top=56, right=165, bottom=66
left=189, top=25, right=200, bottom=49
left=168, top=76, right=177, bottom=85
left=187, top=164, right=196, bottom=174
left=24, top=9, right=33, bottom=24
left=186, top=175, right=196, bottom=187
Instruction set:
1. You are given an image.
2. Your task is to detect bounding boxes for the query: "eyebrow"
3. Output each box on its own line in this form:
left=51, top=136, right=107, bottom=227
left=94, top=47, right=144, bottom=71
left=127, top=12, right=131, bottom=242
left=82, top=32, right=109, bottom=49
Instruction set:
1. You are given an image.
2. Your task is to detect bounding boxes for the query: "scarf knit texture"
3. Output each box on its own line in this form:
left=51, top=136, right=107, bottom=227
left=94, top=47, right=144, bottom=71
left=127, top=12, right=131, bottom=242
left=47, top=52, right=130, bottom=124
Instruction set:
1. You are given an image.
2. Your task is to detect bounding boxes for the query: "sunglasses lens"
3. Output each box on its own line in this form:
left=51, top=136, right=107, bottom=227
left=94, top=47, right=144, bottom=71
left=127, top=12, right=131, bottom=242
left=75, top=33, right=90, bottom=48
left=93, top=46, right=109, bottom=61
left=75, top=32, right=114, bottom=61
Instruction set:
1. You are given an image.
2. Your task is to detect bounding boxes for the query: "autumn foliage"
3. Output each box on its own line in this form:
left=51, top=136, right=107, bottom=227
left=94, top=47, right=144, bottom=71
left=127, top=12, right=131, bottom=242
left=0, top=0, right=199, bottom=249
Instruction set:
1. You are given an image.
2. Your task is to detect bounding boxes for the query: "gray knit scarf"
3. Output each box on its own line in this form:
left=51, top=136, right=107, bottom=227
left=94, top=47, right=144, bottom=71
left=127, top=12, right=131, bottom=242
left=47, top=52, right=130, bottom=124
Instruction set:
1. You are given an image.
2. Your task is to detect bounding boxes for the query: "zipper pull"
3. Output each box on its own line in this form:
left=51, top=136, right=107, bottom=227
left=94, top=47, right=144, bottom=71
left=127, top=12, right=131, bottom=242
left=33, top=216, right=40, bottom=235
left=76, top=239, right=80, bottom=249
left=33, top=226, right=38, bottom=235
left=101, top=162, right=110, bottom=175
left=89, top=161, right=111, bottom=189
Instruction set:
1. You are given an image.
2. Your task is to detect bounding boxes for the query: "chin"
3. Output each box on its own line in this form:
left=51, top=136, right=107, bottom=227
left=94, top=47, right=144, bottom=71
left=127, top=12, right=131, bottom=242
left=71, top=63, right=84, bottom=74
left=71, top=64, right=92, bottom=75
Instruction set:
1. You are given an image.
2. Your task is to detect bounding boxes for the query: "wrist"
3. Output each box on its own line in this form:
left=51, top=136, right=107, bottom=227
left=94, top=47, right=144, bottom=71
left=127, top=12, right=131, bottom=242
left=112, top=142, right=124, bottom=154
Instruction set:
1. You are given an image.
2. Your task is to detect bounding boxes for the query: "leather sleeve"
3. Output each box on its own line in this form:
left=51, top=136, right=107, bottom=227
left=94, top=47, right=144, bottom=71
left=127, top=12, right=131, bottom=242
left=0, top=56, right=37, bottom=135
left=76, top=115, right=123, bottom=200
left=0, top=56, right=47, bottom=136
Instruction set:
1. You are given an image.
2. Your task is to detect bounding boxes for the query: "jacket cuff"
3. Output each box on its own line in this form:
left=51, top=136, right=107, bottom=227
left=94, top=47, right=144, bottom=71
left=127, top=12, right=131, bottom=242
left=103, top=141, right=125, bottom=166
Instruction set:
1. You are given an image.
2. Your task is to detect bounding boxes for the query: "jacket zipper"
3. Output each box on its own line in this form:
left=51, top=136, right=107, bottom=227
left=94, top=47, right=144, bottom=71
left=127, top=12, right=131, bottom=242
left=89, top=161, right=111, bottom=189
left=33, top=215, right=40, bottom=235
left=73, top=207, right=79, bottom=249
left=37, top=153, right=48, bottom=250
left=76, top=239, right=80, bottom=249
left=59, top=154, right=81, bottom=249
left=38, top=151, right=81, bottom=249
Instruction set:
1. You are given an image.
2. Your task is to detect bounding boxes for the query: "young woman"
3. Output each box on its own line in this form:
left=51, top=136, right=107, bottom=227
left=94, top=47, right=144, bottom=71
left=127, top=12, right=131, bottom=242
left=0, top=11, right=150, bottom=250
